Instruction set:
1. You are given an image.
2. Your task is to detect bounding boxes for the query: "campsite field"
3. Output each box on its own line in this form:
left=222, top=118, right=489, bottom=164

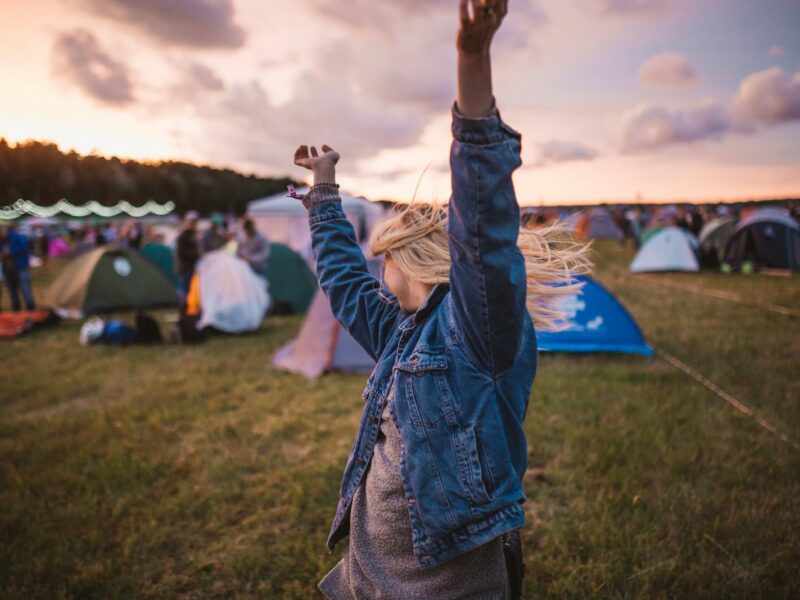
left=1, top=240, right=799, bottom=599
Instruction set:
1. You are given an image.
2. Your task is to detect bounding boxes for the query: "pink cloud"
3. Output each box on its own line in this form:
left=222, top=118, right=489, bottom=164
left=51, top=29, right=134, bottom=106
left=639, top=52, right=697, bottom=88
left=621, top=66, right=800, bottom=152
left=620, top=101, right=729, bottom=152
left=532, top=140, right=599, bottom=167
left=768, top=45, right=785, bottom=58
left=82, top=0, right=245, bottom=49
left=731, top=67, right=800, bottom=127
left=595, top=0, right=669, bottom=15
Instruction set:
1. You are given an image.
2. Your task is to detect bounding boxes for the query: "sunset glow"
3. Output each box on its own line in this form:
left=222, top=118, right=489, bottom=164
left=2, top=0, right=799, bottom=205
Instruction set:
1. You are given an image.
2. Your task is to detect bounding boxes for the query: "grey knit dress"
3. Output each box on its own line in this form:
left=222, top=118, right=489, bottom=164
left=319, top=380, right=509, bottom=599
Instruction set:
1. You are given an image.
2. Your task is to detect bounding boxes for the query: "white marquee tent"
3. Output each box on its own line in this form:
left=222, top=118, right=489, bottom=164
left=247, top=188, right=386, bottom=261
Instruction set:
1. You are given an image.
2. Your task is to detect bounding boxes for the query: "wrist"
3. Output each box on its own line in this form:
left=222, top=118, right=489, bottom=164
left=313, top=166, right=337, bottom=186
left=303, top=182, right=341, bottom=210
left=458, top=48, right=491, bottom=63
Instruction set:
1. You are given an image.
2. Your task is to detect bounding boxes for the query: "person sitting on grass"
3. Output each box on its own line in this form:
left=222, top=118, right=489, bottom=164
left=292, top=1, right=592, bottom=598
left=236, top=218, right=270, bottom=275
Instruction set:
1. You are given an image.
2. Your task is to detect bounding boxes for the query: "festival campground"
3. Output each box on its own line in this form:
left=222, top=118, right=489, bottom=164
left=1, top=239, right=798, bottom=598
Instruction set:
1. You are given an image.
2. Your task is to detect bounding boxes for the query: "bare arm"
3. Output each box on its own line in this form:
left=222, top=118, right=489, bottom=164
left=456, top=0, right=508, bottom=117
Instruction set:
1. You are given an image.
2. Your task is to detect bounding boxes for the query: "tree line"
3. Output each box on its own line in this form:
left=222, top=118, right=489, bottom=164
left=0, top=138, right=299, bottom=215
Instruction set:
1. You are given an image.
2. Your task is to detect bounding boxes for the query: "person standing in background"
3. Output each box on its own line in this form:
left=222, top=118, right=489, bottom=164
left=33, top=225, right=50, bottom=271
left=0, top=225, right=36, bottom=311
left=201, top=213, right=227, bottom=254
left=127, top=220, right=144, bottom=250
left=236, top=218, right=270, bottom=275
left=175, top=212, right=200, bottom=304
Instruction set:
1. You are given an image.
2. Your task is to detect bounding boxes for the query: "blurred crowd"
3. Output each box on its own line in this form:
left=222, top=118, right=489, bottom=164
left=0, top=212, right=270, bottom=313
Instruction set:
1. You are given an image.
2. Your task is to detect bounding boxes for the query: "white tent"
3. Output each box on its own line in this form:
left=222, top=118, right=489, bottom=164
left=630, top=227, right=699, bottom=273
left=247, top=188, right=385, bottom=261
left=195, top=250, right=271, bottom=333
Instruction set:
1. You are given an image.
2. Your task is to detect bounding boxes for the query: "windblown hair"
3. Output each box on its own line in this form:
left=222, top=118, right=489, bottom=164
left=369, top=203, right=593, bottom=332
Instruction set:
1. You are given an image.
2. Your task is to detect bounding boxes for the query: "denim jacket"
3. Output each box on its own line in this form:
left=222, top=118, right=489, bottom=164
left=305, top=104, right=536, bottom=568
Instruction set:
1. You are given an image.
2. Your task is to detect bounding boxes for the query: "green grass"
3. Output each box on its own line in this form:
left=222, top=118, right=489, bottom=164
left=1, top=242, right=799, bottom=598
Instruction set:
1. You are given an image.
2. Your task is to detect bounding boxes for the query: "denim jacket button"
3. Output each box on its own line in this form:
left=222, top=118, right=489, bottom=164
left=369, top=415, right=378, bottom=424
left=357, top=458, right=366, bottom=465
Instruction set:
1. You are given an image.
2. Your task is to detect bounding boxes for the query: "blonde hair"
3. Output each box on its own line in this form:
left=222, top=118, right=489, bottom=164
left=369, top=203, right=593, bottom=332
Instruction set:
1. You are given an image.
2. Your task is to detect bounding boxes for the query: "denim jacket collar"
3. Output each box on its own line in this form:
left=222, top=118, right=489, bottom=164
left=399, top=283, right=450, bottom=332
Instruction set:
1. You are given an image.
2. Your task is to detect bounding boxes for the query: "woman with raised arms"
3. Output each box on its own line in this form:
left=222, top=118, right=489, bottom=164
left=292, top=1, right=591, bottom=597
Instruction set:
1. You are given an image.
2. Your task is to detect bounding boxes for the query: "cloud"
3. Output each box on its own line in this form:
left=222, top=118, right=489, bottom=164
left=621, top=66, right=800, bottom=152
left=83, top=0, right=245, bottom=49
left=768, top=45, right=785, bottom=58
left=532, top=140, right=599, bottom=167
left=162, top=62, right=225, bottom=108
left=730, top=67, right=800, bottom=127
left=303, top=0, right=547, bottom=49
left=185, top=63, right=224, bottom=92
left=595, top=0, right=669, bottom=15
left=620, top=100, right=729, bottom=152
left=163, top=0, right=548, bottom=179
left=184, top=1, right=548, bottom=175
left=192, top=73, right=425, bottom=174
left=52, top=29, right=134, bottom=106
left=639, top=52, right=697, bottom=88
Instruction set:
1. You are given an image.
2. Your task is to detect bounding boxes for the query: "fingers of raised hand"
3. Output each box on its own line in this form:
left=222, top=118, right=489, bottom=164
left=321, top=145, right=340, bottom=164
left=310, top=146, right=319, bottom=158
left=294, top=145, right=312, bottom=168
left=498, top=0, right=508, bottom=19
left=460, top=0, right=470, bottom=23
left=469, top=0, right=504, bottom=23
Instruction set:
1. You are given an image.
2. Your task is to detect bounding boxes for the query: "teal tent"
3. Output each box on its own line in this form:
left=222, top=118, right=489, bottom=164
left=263, top=243, right=317, bottom=314
left=139, top=243, right=179, bottom=286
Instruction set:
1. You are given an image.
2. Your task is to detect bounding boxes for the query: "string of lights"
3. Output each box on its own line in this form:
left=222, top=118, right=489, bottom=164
left=0, top=199, right=175, bottom=220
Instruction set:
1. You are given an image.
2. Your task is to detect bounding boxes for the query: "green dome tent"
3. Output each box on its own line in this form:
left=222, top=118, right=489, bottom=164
left=263, top=243, right=317, bottom=314
left=45, top=247, right=178, bottom=315
left=140, top=243, right=179, bottom=287
left=698, top=217, right=736, bottom=268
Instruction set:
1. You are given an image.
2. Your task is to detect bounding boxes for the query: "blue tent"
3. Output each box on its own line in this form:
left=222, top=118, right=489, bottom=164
left=537, top=276, right=652, bottom=356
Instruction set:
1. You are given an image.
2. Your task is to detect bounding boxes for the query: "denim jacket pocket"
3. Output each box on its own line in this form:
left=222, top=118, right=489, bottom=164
left=452, top=424, right=495, bottom=506
left=395, top=352, right=453, bottom=432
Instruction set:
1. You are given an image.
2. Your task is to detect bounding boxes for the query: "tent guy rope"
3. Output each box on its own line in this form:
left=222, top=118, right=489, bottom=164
left=656, top=348, right=798, bottom=450
left=632, top=273, right=800, bottom=318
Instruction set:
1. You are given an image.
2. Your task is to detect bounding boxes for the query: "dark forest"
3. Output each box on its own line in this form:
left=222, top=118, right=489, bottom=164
left=0, top=138, right=298, bottom=215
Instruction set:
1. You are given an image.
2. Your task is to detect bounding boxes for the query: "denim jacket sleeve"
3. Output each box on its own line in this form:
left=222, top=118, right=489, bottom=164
left=448, top=103, right=526, bottom=376
left=306, top=187, right=401, bottom=360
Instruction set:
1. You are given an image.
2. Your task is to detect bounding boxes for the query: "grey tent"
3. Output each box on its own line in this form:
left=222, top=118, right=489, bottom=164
left=586, top=207, right=623, bottom=240
left=724, top=208, right=800, bottom=271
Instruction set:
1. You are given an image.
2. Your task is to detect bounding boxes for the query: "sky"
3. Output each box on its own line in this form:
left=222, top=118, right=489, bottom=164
left=1, top=0, right=799, bottom=205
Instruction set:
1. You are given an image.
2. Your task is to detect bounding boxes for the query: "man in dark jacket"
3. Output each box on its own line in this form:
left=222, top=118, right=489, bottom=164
left=175, top=212, right=200, bottom=300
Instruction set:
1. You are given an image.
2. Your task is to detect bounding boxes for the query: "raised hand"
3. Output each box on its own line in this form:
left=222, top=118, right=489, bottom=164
left=455, top=0, right=508, bottom=118
left=457, top=0, right=508, bottom=57
left=293, top=144, right=340, bottom=185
